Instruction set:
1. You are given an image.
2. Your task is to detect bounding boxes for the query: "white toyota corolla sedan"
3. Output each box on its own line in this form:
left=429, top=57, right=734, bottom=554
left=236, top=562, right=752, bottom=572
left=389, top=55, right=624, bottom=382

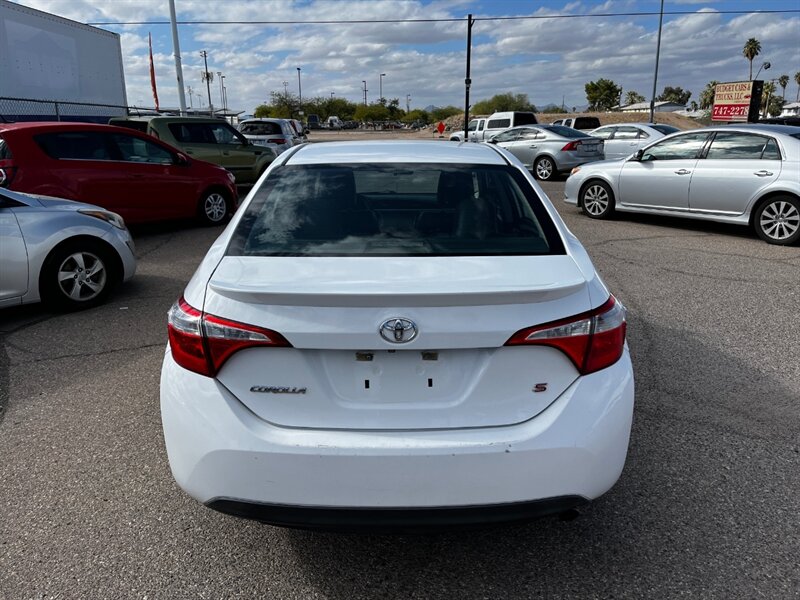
left=160, top=140, right=634, bottom=530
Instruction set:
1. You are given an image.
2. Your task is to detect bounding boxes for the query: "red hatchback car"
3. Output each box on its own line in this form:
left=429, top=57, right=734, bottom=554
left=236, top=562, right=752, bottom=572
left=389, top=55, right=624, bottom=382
left=0, top=122, right=238, bottom=225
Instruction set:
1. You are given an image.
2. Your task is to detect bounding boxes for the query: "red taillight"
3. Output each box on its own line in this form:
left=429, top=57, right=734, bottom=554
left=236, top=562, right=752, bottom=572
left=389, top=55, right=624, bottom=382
left=272, top=138, right=287, bottom=144
left=167, top=297, right=291, bottom=377
left=505, top=296, right=627, bottom=375
left=561, top=141, right=580, bottom=152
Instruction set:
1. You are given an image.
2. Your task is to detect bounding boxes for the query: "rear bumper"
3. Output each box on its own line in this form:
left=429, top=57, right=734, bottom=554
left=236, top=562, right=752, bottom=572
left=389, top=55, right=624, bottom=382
left=556, top=153, right=605, bottom=172
left=207, top=496, right=586, bottom=531
left=160, top=348, right=634, bottom=522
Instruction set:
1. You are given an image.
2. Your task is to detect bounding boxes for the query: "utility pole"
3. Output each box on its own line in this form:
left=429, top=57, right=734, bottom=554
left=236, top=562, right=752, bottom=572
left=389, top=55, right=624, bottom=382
left=297, top=67, right=302, bottom=105
left=406, top=94, right=411, bottom=113
left=379, top=73, right=386, bottom=101
left=463, top=14, right=474, bottom=141
left=362, top=80, right=368, bottom=105
left=200, top=50, right=213, bottom=116
left=649, top=0, right=664, bottom=123
left=168, top=0, right=187, bottom=115
left=187, top=86, right=193, bottom=108
left=217, top=72, right=225, bottom=114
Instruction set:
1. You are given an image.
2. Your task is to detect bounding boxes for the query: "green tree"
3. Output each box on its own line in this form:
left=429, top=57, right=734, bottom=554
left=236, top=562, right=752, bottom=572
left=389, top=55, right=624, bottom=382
left=795, top=72, right=800, bottom=101
left=471, top=92, right=536, bottom=114
left=624, top=90, right=645, bottom=105
left=743, top=38, right=761, bottom=80
left=430, top=106, right=461, bottom=121
left=760, top=81, right=784, bottom=116
left=778, top=74, right=789, bottom=100
left=402, top=109, right=430, bottom=125
left=253, top=104, right=271, bottom=118
left=354, top=102, right=389, bottom=123
left=656, top=86, right=691, bottom=105
left=585, top=78, right=622, bottom=111
left=690, top=100, right=698, bottom=112
left=699, top=80, right=719, bottom=110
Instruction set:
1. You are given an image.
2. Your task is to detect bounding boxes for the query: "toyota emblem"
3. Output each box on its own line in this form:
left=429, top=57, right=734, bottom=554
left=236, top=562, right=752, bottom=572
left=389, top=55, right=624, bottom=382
left=379, top=318, right=418, bottom=343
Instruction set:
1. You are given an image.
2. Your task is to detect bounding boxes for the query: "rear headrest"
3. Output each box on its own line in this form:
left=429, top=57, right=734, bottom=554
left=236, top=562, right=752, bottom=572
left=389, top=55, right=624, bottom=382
left=437, top=171, right=474, bottom=207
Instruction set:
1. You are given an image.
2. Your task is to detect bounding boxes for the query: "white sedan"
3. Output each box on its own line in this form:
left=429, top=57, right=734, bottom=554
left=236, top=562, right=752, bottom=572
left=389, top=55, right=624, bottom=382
left=160, top=140, right=634, bottom=530
left=0, top=188, right=136, bottom=310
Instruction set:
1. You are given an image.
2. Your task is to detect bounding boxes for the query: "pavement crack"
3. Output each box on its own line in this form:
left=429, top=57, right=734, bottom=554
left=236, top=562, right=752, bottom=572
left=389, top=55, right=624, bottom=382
left=8, top=341, right=165, bottom=366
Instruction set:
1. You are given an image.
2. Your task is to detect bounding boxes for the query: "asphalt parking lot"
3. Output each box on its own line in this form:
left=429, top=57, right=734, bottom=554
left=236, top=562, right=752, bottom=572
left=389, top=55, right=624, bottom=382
left=1, top=178, right=799, bottom=599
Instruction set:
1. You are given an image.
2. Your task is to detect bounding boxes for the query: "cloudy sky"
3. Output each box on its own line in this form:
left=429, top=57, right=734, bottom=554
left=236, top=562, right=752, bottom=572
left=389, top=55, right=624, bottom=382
left=9, top=0, right=800, bottom=112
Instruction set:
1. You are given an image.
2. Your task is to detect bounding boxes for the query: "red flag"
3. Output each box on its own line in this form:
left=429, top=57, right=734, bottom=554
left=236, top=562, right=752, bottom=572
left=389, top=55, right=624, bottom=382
left=149, top=33, right=160, bottom=111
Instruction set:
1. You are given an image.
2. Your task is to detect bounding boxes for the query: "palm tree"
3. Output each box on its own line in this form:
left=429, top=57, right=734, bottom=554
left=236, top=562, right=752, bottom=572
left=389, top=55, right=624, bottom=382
left=795, top=72, right=800, bottom=102
left=624, top=90, right=645, bottom=105
left=778, top=75, right=789, bottom=100
left=743, top=38, right=761, bottom=80
left=699, top=80, right=719, bottom=110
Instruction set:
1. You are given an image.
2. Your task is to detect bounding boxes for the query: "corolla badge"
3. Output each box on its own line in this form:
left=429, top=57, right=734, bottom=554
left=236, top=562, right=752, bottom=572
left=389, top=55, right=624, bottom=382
left=379, top=318, right=418, bottom=343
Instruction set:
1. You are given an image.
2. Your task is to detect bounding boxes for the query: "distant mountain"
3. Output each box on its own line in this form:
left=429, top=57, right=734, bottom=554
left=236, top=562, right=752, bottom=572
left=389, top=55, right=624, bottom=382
left=423, top=104, right=439, bottom=113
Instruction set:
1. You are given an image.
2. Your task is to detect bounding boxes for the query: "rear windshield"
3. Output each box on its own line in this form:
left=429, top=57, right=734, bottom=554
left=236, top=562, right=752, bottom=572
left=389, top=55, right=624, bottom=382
left=240, top=122, right=283, bottom=135
left=651, top=124, right=680, bottom=135
left=227, top=164, right=565, bottom=257
left=573, top=117, right=600, bottom=129
left=109, top=119, right=149, bottom=133
left=539, top=125, right=589, bottom=138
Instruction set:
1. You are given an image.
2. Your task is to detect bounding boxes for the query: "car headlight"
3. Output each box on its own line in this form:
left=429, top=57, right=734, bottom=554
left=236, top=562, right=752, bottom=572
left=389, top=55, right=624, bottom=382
left=78, top=209, right=127, bottom=230
left=570, top=167, right=581, bottom=176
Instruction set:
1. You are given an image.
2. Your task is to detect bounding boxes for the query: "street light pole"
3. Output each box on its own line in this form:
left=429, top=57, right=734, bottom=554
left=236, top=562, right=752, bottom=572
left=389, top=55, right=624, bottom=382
left=406, top=94, right=411, bottom=113
left=200, top=50, right=213, bottom=116
left=379, top=73, right=386, bottom=101
left=297, top=67, right=302, bottom=105
left=463, top=13, right=474, bottom=141
left=168, top=0, right=187, bottom=115
left=362, top=80, right=368, bottom=105
left=217, top=72, right=224, bottom=114
left=648, top=0, right=664, bottom=123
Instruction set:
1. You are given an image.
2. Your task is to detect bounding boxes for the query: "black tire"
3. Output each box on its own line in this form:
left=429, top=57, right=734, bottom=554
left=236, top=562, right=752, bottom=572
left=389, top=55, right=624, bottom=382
left=534, top=156, right=557, bottom=181
left=198, top=189, right=231, bottom=226
left=754, top=195, right=800, bottom=245
left=40, top=239, right=118, bottom=311
left=579, top=180, right=616, bottom=220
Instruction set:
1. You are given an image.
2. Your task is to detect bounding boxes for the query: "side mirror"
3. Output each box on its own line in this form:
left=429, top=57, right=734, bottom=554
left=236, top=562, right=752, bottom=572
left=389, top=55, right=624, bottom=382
left=632, top=149, right=645, bottom=161
left=174, top=153, right=190, bottom=166
left=487, top=138, right=498, bottom=144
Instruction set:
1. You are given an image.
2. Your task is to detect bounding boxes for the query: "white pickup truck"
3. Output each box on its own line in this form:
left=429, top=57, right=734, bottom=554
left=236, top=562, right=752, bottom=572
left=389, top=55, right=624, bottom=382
left=450, top=111, right=538, bottom=142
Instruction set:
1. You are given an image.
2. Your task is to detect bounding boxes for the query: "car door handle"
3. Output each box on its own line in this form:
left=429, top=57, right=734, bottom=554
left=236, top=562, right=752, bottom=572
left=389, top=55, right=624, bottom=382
left=754, top=170, right=773, bottom=177
left=528, top=145, right=537, bottom=148
left=674, top=169, right=692, bottom=175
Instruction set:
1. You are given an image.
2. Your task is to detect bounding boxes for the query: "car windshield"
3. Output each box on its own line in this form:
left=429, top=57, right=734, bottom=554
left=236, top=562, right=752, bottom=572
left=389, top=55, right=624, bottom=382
left=240, top=122, right=283, bottom=136
left=227, top=164, right=564, bottom=257
left=539, top=125, right=588, bottom=139
left=791, top=133, right=800, bottom=140
left=651, top=125, right=680, bottom=135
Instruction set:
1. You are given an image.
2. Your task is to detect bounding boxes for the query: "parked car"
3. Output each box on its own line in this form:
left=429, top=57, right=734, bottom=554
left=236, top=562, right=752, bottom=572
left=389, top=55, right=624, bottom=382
left=142, top=117, right=275, bottom=185
left=551, top=117, right=601, bottom=132
left=487, top=124, right=605, bottom=180
left=450, top=111, right=538, bottom=142
left=0, top=187, right=136, bottom=310
left=238, top=118, right=302, bottom=155
left=160, top=140, right=634, bottom=530
left=0, top=122, right=238, bottom=225
left=565, top=124, right=800, bottom=245
left=589, top=123, right=679, bottom=160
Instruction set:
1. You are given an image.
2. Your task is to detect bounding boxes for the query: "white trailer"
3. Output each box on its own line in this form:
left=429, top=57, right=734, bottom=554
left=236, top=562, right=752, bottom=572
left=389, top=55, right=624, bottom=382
left=0, top=0, right=127, bottom=121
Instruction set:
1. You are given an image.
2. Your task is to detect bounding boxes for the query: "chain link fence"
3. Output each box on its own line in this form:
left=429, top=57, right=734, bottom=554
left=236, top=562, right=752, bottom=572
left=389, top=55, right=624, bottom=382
left=0, top=97, right=161, bottom=124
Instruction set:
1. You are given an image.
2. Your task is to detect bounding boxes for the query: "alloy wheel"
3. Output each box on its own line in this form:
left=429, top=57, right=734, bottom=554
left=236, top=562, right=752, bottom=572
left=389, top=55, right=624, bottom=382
left=583, top=184, right=610, bottom=216
left=759, top=200, right=800, bottom=241
left=535, top=158, right=554, bottom=180
left=204, top=193, right=228, bottom=223
left=57, top=252, right=107, bottom=302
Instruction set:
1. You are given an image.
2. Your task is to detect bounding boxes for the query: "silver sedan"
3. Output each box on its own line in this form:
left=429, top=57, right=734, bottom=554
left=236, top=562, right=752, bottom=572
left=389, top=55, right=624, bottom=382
left=487, top=125, right=605, bottom=181
left=565, top=124, right=800, bottom=245
left=589, top=122, right=680, bottom=160
left=0, top=188, right=136, bottom=310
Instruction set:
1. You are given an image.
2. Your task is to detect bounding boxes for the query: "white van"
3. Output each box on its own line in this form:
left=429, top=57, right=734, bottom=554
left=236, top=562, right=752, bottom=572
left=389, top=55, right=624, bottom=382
left=327, top=116, right=343, bottom=130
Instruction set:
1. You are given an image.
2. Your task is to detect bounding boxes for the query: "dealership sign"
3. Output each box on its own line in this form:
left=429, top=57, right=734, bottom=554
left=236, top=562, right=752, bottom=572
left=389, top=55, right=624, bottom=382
left=712, top=81, right=763, bottom=122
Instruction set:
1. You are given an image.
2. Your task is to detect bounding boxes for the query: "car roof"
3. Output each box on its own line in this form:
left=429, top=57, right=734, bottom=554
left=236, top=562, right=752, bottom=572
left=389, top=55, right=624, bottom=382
left=286, top=140, right=507, bottom=165
left=713, top=123, right=800, bottom=135
left=0, top=121, right=154, bottom=135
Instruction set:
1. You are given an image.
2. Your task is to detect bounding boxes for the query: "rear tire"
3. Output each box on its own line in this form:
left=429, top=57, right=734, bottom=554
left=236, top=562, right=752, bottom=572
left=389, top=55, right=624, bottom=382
left=580, top=180, right=615, bottom=219
left=754, top=195, right=800, bottom=245
left=198, top=189, right=231, bottom=226
left=40, top=239, right=118, bottom=311
left=534, top=156, right=557, bottom=181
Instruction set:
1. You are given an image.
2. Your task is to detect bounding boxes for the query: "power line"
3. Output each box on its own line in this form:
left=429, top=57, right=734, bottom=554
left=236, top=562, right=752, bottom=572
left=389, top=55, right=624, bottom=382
left=86, top=9, right=800, bottom=26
